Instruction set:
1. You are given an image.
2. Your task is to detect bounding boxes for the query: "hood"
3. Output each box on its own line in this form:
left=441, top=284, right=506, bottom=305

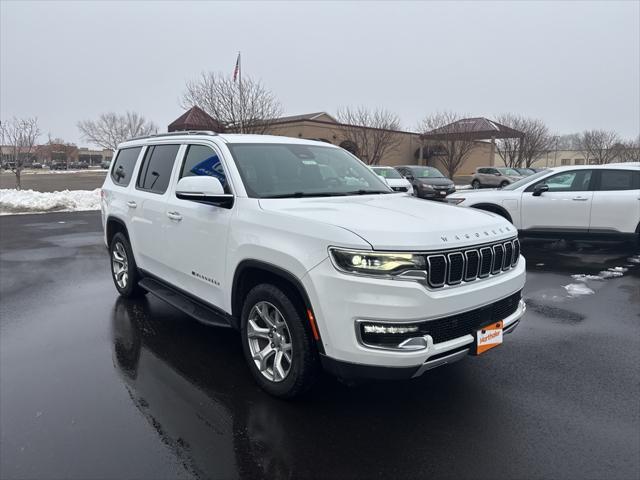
left=259, top=194, right=515, bottom=250
left=415, top=177, right=454, bottom=187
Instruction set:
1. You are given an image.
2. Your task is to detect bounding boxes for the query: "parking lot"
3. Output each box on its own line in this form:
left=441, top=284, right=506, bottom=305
left=0, top=211, right=638, bottom=479
left=0, top=170, right=107, bottom=192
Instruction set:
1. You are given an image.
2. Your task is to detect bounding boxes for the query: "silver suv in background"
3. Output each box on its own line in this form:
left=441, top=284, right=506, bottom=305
left=471, top=167, right=524, bottom=189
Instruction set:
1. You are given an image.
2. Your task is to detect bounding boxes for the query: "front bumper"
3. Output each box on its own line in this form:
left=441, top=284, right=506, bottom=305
left=416, top=188, right=455, bottom=201
left=320, top=299, right=525, bottom=380
left=303, top=255, right=526, bottom=371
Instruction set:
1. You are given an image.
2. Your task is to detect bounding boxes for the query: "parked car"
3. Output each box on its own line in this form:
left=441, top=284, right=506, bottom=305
left=70, top=161, right=89, bottom=169
left=395, top=166, right=455, bottom=200
left=31, top=162, right=43, bottom=169
left=102, top=133, right=526, bottom=398
left=101, top=160, right=112, bottom=170
left=50, top=162, right=68, bottom=170
left=448, top=164, right=640, bottom=243
left=371, top=166, right=413, bottom=194
left=514, top=168, right=536, bottom=176
left=471, top=167, right=524, bottom=189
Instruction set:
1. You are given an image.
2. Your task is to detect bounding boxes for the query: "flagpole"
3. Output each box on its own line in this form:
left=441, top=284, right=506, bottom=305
left=238, top=51, right=244, bottom=134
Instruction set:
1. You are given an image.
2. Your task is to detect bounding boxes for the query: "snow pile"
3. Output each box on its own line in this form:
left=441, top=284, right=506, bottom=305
left=563, top=283, right=595, bottom=297
left=627, top=256, right=640, bottom=264
left=0, top=188, right=101, bottom=215
left=598, top=270, right=624, bottom=279
left=571, top=274, right=604, bottom=282
left=455, top=185, right=472, bottom=190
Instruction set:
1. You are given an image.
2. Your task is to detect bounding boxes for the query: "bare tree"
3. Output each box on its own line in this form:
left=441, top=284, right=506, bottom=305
left=181, top=72, right=283, bottom=134
left=495, top=114, right=552, bottom=167
left=0, top=117, right=41, bottom=189
left=417, top=111, right=477, bottom=179
left=77, top=112, right=158, bottom=150
left=612, top=136, right=639, bottom=163
left=577, top=129, right=621, bottom=164
left=556, top=133, right=581, bottom=150
left=335, top=107, right=402, bottom=165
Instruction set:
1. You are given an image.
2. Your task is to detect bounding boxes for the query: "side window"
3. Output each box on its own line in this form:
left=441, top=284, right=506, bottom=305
left=110, top=147, right=142, bottom=186
left=477, top=168, right=486, bottom=174
left=136, top=144, right=180, bottom=194
left=180, top=144, right=229, bottom=192
left=598, top=170, right=638, bottom=191
left=532, top=170, right=593, bottom=192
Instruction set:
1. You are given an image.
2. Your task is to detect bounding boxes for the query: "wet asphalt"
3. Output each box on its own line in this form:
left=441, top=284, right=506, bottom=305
left=0, top=212, right=638, bottom=480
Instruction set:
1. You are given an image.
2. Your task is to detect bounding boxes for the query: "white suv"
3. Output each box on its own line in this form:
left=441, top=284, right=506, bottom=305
left=101, top=132, right=526, bottom=398
left=448, top=164, right=640, bottom=243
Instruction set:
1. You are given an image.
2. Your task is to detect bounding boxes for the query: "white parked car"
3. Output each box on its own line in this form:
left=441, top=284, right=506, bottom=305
left=448, top=164, right=640, bottom=243
left=101, top=132, right=526, bottom=398
left=371, top=166, right=413, bottom=194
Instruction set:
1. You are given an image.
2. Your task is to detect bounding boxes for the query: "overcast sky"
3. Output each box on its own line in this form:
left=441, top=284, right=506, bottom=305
left=1, top=1, right=639, bottom=146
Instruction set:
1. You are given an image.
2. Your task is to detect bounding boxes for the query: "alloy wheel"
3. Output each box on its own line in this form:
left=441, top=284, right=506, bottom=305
left=112, top=242, right=129, bottom=289
left=247, top=301, right=293, bottom=383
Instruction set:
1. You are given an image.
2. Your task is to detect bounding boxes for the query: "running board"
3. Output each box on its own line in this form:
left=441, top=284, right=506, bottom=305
left=139, top=277, right=234, bottom=329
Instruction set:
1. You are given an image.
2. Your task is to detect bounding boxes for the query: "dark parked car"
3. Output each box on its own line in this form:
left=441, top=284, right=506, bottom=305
left=50, top=162, right=68, bottom=170
left=70, top=161, right=89, bottom=169
left=395, top=166, right=455, bottom=200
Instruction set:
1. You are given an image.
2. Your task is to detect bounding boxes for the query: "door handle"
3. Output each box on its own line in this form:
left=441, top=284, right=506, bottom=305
left=572, top=197, right=588, bottom=201
left=126, top=201, right=137, bottom=208
left=167, top=211, right=183, bottom=221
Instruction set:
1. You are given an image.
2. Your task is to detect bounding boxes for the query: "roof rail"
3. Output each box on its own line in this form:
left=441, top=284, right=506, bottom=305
left=127, top=130, right=219, bottom=142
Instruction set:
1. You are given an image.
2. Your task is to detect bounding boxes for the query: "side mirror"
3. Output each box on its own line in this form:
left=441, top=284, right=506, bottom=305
left=176, top=176, right=233, bottom=208
left=532, top=184, right=549, bottom=197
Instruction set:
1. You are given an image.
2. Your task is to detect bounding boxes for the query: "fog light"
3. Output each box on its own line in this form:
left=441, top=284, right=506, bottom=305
left=363, top=324, right=419, bottom=334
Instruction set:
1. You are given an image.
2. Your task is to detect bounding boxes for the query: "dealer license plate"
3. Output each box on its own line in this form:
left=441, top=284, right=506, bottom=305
left=475, top=321, right=503, bottom=355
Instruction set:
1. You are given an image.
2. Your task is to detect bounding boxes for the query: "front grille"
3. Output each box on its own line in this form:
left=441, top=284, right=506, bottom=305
left=424, top=238, right=519, bottom=288
left=360, top=290, right=522, bottom=346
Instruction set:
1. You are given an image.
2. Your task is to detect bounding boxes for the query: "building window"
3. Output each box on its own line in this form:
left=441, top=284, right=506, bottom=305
left=561, top=159, right=571, bottom=166
left=574, top=158, right=585, bottom=165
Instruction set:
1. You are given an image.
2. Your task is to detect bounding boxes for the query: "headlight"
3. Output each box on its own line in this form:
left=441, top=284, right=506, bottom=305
left=420, top=184, right=435, bottom=190
left=447, top=197, right=465, bottom=205
left=329, top=248, right=425, bottom=276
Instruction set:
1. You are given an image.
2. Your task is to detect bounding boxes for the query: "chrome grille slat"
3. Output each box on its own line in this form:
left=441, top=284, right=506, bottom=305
left=426, top=238, right=519, bottom=288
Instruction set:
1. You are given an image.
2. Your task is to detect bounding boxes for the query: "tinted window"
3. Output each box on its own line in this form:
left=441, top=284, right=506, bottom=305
left=413, top=167, right=445, bottom=178
left=530, top=170, right=593, bottom=192
left=372, top=167, right=402, bottom=179
left=136, top=144, right=180, bottom=194
left=598, top=170, right=638, bottom=191
left=111, top=147, right=142, bottom=186
left=180, top=144, right=229, bottom=192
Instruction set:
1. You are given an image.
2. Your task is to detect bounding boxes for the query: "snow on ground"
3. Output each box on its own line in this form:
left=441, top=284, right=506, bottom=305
left=455, top=185, right=471, bottom=190
left=0, top=188, right=101, bottom=215
left=563, top=283, right=595, bottom=297
left=571, top=274, right=604, bottom=282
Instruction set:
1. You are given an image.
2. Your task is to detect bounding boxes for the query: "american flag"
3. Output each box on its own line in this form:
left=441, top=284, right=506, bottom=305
left=233, top=53, right=240, bottom=82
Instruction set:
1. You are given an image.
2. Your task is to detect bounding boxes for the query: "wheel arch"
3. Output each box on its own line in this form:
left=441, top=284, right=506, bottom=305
left=106, top=215, right=129, bottom=245
left=231, top=260, right=324, bottom=352
left=470, top=203, right=513, bottom=223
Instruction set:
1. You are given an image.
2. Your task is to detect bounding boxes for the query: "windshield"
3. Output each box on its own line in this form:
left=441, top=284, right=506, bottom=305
left=372, top=167, right=402, bottom=179
left=498, top=168, right=521, bottom=176
left=413, top=167, right=445, bottom=178
left=227, top=143, right=391, bottom=198
left=502, top=170, right=550, bottom=190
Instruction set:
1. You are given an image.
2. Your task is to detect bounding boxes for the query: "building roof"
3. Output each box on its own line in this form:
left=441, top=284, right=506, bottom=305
left=168, top=106, right=225, bottom=133
left=271, top=112, right=338, bottom=124
left=421, top=117, right=524, bottom=140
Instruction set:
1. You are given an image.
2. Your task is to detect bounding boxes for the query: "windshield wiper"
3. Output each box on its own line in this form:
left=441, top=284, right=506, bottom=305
left=262, top=192, right=349, bottom=199
left=342, top=190, right=390, bottom=195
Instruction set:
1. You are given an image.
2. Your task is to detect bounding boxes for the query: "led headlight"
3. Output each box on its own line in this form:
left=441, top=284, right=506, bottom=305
left=329, top=248, right=426, bottom=276
left=447, top=197, right=465, bottom=205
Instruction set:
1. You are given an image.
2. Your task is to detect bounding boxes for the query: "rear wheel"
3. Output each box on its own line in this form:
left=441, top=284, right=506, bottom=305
left=472, top=180, right=481, bottom=189
left=241, top=283, right=319, bottom=398
left=109, top=232, right=146, bottom=298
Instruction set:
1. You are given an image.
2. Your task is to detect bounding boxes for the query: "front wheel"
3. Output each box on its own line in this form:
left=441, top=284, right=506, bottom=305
left=241, top=284, right=319, bottom=398
left=472, top=180, right=481, bottom=189
left=500, top=181, right=509, bottom=188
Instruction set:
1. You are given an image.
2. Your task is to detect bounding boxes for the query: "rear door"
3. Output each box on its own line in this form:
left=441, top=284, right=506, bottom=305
left=162, top=143, right=234, bottom=308
left=589, top=169, right=640, bottom=234
left=129, top=143, right=181, bottom=279
left=520, top=169, right=594, bottom=231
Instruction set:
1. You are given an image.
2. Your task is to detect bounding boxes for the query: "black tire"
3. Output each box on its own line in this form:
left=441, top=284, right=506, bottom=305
left=240, top=283, right=319, bottom=399
left=109, top=232, right=146, bottom=298
left=500, top=180, right=509, bottom=188
left=472, top=180, right=481, bottom=189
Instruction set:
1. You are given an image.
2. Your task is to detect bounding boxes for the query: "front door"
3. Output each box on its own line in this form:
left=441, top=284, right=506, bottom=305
left=520, top=169, right=594, bottom=231
left=163, top=143, right=233, bottom=310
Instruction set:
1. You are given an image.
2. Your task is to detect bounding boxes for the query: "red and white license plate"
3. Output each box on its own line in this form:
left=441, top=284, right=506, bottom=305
left=475, top=321, right=503, bottom=355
